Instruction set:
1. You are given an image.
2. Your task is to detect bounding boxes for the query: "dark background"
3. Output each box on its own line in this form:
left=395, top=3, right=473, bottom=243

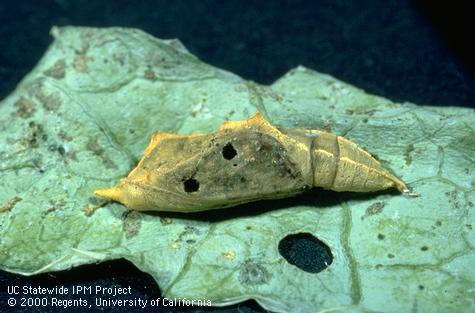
left=1, top=1, right=473, bottom=313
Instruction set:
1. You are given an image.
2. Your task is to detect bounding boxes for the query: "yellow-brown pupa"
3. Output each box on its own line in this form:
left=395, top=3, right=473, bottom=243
left=95, top=113, right=407, bottom=212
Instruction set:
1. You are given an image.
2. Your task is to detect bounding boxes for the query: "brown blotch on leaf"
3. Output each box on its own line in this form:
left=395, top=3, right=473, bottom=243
left=58, top=130, right=73, bottom=142
left=144, top=68, right=157, bottom=81
left=74, top=41, right=92, bottom=73
left=33, top=87, right=62, bottom=112
left=0, top=196, right=22, bottom=212
left=86, top=137, right=104, bottom=156
left=44, top=59, right=66, bottom=79
left=66, top=150, right=78, bottom=161
left=361, top=202, right=385, bottom=220
left=123, top=210, right=142, bottom=239
left=86, top=137, right=117, bottom=169
left=13, top=97, right=36, bottom=119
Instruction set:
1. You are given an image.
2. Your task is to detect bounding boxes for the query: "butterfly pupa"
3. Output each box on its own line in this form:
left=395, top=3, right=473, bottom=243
left=94, top=113, right=407, bottom=212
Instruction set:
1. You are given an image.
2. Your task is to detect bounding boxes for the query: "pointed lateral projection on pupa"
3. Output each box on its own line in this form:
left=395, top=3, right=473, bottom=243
left=95, top=113, right=407, bottom=212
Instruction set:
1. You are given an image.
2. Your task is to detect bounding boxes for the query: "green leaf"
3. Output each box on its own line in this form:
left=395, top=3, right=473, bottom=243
left=1, top=26, right=473, bottom=313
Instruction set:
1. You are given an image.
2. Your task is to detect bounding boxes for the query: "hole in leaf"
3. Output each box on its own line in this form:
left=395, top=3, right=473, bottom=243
left=183, top=178, right=199, bottom=193
left=222, top=142, right=237, bottom=160
left=278, top=232, right=333, bottom=273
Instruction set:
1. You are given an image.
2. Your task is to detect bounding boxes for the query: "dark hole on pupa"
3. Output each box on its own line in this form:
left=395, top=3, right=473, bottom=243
left=222, top=142, right=237, bottom=160
left=278, top=232, right=333, bottom=273
left=183, top=178, right=199, bottom=193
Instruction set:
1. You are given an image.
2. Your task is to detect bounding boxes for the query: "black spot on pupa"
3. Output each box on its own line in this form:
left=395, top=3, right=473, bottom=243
left=278, top=232, right=333, bottom=273
left=183, top=178, right=199, bottom=193
left=222, top=142, right=237, bottom=160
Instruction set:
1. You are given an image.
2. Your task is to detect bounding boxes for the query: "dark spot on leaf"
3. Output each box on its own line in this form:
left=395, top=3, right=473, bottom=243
left=387, top=253, right=395, bottom=258
left=88, top=197, right=102, bottom=205
left=122, top=211, right=142, bottom=239
left=21, top=121, right=44, bottom=148
left=222, top=142, right=237, bottom=160
left=57, top=146, right=65, bottom=156
left=278, top=232, right=333, bottom=273
left=238, top=259, right=270, bottom=285
left=86, top=137, right=104, bottom=156
left=49, top=143, right=65, bottom=156
left=160, top=217, right=172, bottom=225
left=183, top=178, right=199, bottom=193
left=377, top=233, right=385, bottom=240
left=361, top=202, right=385, bottom=220
left=144, top=68, right=157, bottom=81
left=58, top=130, right=73, bottom=141
left=420, top=245, right=429, bottom=251
left=404, top=143, right=414, bottom=165
left=177, top=226, right=200, bottom=242
left=418, top=285, right=425, bottom=290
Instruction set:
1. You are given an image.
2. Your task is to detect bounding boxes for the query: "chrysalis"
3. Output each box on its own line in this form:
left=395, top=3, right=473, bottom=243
left=95, top=113, right=407, bottom=212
